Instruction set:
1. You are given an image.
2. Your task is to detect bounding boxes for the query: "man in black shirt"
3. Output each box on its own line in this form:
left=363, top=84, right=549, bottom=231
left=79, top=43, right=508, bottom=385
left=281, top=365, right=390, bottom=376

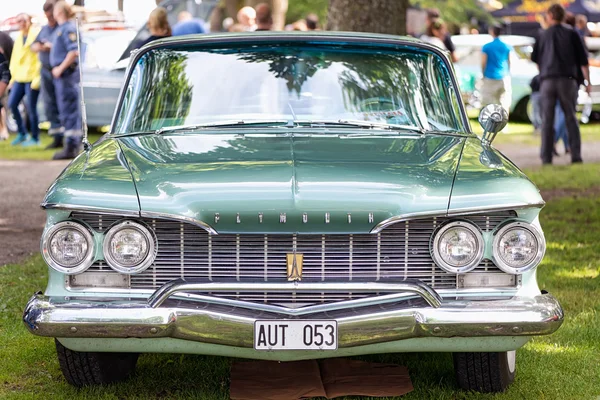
left=531, top=4, right=590, bottom=164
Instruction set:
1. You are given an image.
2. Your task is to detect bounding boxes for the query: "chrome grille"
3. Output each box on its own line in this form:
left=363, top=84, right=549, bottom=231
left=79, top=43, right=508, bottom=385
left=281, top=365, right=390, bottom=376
left=71, top=211, right=517, bottom=305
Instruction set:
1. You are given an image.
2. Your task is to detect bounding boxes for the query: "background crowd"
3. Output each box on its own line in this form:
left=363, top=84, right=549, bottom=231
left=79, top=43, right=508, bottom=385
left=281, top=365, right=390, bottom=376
left=0, top=0, right=595, bottom=165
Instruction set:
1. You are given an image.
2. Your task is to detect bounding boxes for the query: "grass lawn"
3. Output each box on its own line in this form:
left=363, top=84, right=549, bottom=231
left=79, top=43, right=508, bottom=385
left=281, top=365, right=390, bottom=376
left=0, top=131, right=103, bottom=161
left=471, top=120, right=600, bottom=146
left=1, top=166, right=599, bottom=399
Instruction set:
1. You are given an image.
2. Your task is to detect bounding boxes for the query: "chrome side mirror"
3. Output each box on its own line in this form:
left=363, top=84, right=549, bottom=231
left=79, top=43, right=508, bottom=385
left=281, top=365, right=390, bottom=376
left=478, top=104, right=508, bottom=146
left=479, top=148, right=503, bottom=168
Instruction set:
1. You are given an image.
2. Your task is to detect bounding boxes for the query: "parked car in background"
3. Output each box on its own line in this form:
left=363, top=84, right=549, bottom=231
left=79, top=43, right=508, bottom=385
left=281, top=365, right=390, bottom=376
left=23, top=32, right=563, bottom=393
left=80, top=28, right=137, bottom=127
left=453, top=34, right=536, bottom=121
left=453, top=34, right=598, bottom=122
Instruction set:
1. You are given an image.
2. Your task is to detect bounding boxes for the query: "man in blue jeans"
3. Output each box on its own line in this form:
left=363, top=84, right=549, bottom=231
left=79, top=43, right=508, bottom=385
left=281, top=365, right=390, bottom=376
left=32, top=1, right=64, bottom=149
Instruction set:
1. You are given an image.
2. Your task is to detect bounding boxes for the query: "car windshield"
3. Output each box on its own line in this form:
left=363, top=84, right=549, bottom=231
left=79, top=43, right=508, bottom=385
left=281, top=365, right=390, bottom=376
left=114, top=42, right=465, bottom=134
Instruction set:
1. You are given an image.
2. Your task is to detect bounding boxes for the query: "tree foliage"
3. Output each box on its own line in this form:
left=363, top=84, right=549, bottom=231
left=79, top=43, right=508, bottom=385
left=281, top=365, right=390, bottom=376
left=326, top=0, right=409, bottom=35
left=286, top=0, right=329, bottom=26
left=412, top=0, right=495, bottom=29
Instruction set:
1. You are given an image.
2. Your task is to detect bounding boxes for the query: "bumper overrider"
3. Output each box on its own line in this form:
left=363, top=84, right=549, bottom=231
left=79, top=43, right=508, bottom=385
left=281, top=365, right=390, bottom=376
left=23, top=279, right=563, bottom=348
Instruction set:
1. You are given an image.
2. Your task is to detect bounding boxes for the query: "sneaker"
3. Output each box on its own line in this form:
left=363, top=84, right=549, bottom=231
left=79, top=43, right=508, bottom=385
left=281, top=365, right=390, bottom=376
left=21, top=137, right=41, bottom=147
left=11, top=134, right=27, bottom=146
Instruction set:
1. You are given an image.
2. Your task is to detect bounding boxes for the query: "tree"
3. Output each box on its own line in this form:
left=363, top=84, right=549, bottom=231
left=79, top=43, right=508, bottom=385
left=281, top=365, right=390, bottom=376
left=326, top=0, right=409, bottom=35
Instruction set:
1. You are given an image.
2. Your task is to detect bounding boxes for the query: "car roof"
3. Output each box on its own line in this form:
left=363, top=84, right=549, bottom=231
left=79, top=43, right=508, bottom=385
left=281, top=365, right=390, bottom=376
left=451, top=34, right=535, bottom=48
left=139, top=31, right=442, bottom=53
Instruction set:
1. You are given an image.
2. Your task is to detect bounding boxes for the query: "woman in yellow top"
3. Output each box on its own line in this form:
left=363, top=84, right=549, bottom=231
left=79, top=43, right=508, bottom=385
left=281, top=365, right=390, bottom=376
left=9, top=14, right=41, bottom=147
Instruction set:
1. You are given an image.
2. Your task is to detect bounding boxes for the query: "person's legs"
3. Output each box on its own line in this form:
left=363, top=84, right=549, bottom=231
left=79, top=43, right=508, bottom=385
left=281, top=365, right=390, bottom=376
left=554, top=102, right=569, bottom=153
left=0, top=104, right=7, bottom=140
left=540, top=79, right=558, bottom=164
left=8, top=82, right=27, bottom=144
left=53, top=72, right=82, bottom=160
left=556, top=79, right=582, bottom=162
left=531, top=92, right=541, bottom=133
left=41, top=68, right=64, bottom=148
left=480, top=78, right=502, bottom=107
left=499, top=77, right=512, bottom=115
left=21, top=84, right=40, bottom=146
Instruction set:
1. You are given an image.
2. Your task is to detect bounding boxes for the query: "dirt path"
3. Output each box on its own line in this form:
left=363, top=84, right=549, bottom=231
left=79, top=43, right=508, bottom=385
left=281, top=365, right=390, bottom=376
left=0, top=160, right=69, bottom=266
left=0, top=141, right=599, bottom=266
left=494, top=141, right=600, bottom=168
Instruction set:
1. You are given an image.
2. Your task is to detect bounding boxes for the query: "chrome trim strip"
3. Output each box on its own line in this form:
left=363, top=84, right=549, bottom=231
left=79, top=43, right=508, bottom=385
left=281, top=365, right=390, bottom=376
left=370, top=210, right=447, bottom=233
left=62, top=284, right=520, bottom=298
left=62, top=276, right=522, bottom=315
left=24, top=293, right=564, bottom=347
left=140, top=211, right=218, bottom=235
left=446, top=202, right=546, bottom=216
left=147, top=278, right=443, bottom=309
left=370, top=203, right=545, bottom=233
left=41, top=203, right=140, bottom=217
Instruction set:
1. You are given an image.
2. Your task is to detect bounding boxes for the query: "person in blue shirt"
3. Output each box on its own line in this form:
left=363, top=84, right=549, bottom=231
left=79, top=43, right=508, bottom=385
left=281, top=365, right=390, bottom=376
left=480, top=25, right=512, bottom=114
left=32, top=1, right=64, bottom=149
left=49, top=1, right=82, bottom=160
left=172, top=11, right=206, bottom=36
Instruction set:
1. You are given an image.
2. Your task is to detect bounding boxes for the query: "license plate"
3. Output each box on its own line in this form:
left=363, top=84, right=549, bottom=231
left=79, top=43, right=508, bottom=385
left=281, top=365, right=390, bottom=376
left=254, top=320, right=338, bottom=350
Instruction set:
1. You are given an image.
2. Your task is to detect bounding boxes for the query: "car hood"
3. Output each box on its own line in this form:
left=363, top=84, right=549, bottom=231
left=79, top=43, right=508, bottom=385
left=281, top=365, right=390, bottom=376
left=117, top=131, right=465, bottom=233
left=43, top=139, right=140, bottom=214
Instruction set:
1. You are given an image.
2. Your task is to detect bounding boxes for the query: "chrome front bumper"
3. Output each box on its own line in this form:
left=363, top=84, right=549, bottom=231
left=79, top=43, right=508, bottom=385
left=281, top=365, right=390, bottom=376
left=23, top=280, right=564, bottom=348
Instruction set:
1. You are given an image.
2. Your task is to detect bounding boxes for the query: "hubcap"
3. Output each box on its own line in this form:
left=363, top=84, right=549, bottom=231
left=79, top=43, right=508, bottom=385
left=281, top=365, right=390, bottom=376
left=507, top=350, right=516, bottom=373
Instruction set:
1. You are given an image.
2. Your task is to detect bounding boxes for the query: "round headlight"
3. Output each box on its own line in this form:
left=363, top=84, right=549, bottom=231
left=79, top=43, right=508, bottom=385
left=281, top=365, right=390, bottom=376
left=431, top=221, right=485, bottom=273
left=42, top=221, right=95, bottom=274
left=103, top=221, right=156, bottom=274
left=493, top=221, right=545, bottom=274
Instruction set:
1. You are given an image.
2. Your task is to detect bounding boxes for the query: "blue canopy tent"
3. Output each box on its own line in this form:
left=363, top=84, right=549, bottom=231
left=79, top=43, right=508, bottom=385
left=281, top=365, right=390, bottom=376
left=491, top=0, right=600, bottom=37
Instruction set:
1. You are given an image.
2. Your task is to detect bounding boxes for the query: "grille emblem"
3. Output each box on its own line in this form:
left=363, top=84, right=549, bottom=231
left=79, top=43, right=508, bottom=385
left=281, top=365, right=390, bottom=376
left=286, top=253, right=303, bottom=281
left=280, top=213, right=287, bottom=223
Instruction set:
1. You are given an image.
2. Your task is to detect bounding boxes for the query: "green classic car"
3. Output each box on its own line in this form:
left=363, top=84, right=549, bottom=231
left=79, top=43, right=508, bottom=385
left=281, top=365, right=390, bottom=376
left=23, top=32, right=563, bottom=393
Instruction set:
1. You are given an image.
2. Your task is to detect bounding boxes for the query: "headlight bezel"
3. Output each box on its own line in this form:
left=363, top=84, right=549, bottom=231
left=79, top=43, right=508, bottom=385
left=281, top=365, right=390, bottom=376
left=492, top=220, right=545, bottom=274
left=430, top=220, right=485, bottom=274
left=42, top=221, right=95, bottom=274
left=102, top=220, right=157, bottom=274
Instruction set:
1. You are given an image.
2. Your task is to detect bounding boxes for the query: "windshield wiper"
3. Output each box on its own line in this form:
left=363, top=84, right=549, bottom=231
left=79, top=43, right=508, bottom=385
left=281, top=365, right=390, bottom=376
left=155, top=119, right=290, bottom=134
left=297, top=120, right=425, bottom=133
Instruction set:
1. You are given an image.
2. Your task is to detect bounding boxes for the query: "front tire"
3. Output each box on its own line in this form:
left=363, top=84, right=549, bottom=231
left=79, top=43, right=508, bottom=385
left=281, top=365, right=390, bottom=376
left=55, top=339, right=139, bottom=387
left=453, top=350, right=516, bottom=393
